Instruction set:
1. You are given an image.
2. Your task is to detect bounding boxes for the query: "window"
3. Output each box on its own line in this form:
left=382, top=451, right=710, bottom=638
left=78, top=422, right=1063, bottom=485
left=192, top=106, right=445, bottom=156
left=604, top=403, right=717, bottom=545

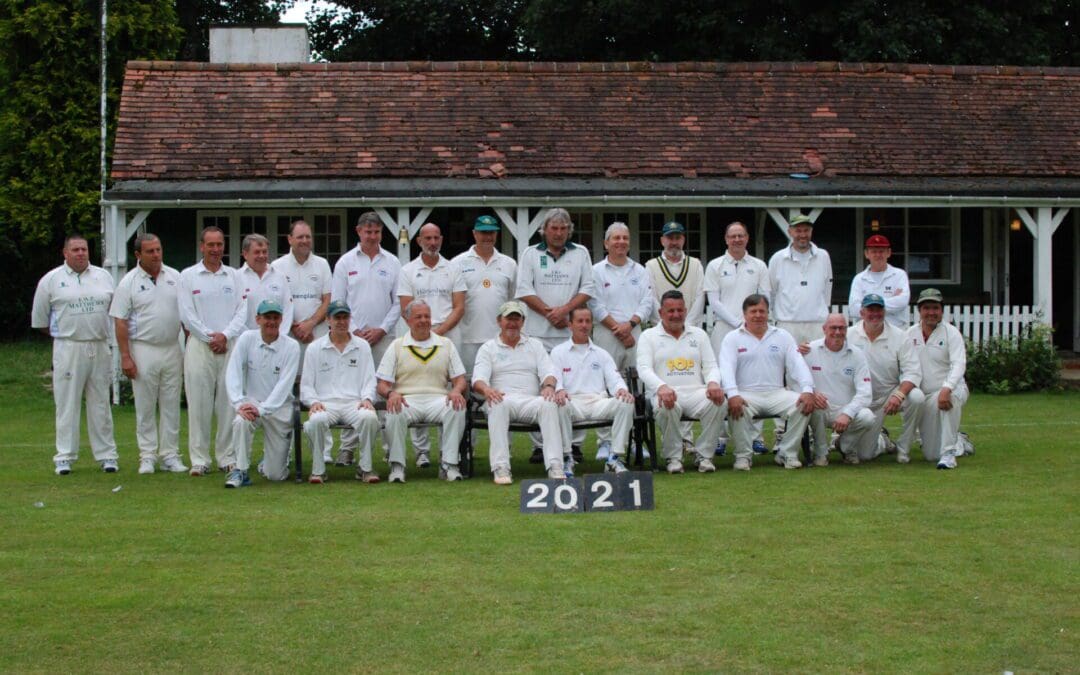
left=196, top=210, right=348, bottom=267
left=637, top=211, right=703, bottom=261
left=859, top=207, right=959, bottom=284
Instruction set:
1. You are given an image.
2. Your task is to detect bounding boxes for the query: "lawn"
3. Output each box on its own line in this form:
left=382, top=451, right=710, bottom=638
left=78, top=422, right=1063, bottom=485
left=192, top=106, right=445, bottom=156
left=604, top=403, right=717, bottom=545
left=0, top=340, right=1076, bottom=673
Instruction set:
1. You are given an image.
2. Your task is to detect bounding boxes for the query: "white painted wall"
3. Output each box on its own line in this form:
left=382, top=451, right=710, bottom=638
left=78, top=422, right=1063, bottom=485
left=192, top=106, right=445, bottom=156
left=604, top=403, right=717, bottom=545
left=209, top=26, right=309, bottom=63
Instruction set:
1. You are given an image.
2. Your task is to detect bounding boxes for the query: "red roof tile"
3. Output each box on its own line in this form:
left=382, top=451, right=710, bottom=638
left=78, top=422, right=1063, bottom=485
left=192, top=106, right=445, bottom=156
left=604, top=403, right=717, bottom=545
left=111, top=61, right=1080, bottom=181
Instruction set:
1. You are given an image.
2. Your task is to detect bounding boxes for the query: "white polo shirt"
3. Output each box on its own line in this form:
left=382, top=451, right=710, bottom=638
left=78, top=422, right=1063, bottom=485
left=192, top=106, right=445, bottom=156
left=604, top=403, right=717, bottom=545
left=299, top=333, right=377, bottom=406
left=331, top=246, right=401, bottom=334
left=849, top=321, right=922, bottom=407
left=397, top=254, right=466, bottom=325
left=226, top=329, right=300, bottom=416
left=472, top=335, right=555, bottom=395
left=32, top=263, right=114, bottom=341
left=272, top=251, right=332, bottom=338
left=803, top=338, right=873, bottom=419
left=768, top=243, right=833, bottom=323
left=907, top=322, right=966, bottom=392
left=703, top=252, right=771, bottom=330
left=451, top=246, right=517, bottom=344
left=515, top=242, right=596, bottom=339
left=645, top=254, right=705, bottom=326
left=847, top=264, right=911, bottom=327
left=178, top=261, right=244, bottom=342
left=108, top=263, right=181, bottom=345
left=719, top=325, right=814, bottom=397
left=636, top=324, right=720, bottom=396
left=550, top=339, right=627, bottom=395
left=588, top=257, right=654, bottom=324
left=234, top=264, right=295, bottom=333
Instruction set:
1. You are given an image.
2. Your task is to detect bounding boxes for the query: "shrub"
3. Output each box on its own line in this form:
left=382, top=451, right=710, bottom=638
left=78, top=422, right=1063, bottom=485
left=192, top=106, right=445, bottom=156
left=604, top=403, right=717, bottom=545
left=967, top=323, right=1061, bottom=393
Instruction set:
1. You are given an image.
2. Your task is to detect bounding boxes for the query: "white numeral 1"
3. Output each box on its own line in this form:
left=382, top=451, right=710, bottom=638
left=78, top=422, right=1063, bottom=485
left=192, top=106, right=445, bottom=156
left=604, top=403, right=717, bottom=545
left=628, top=479, right=641, bottom=506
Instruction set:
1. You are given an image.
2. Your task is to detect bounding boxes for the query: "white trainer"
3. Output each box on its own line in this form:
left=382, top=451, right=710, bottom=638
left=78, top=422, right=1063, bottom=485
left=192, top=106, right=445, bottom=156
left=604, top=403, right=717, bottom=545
left=733, top=457, right=751, bottom=471
left=54, top=460, right=72, bottom=476
left=101, top=459, right=119, bottom=473
left=439, top=464, right=463, bottom=482
left=697, top=457, right=716, bottom=473
left=666, top=458, right=684, bottom=474
left=388, top=463, right=406, bottom=483
left=812, top=455, right=829, bottom=468
left=547, top=464, right=567, bottom=480
left=493, top=466, right=513, bottom=485
left=161, top=456, right=188, bottom=473
left=774, top=454, right=802, bottom=469
left=138, top=459, right=156, bottom=475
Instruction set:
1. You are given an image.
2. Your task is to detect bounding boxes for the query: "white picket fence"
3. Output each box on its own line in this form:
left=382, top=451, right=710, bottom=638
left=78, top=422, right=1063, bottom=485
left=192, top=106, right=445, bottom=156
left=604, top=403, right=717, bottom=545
left=828, top=304, right=1038, bottom=345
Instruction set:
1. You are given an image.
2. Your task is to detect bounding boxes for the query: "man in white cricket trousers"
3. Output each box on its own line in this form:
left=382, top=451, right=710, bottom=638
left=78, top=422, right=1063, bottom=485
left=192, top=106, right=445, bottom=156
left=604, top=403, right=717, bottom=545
left=551, top=307, right=636, bottom=475
left=848, top=293, right=925, bottom=463
left=233, top=233, right=294, bottom=333
left=907, top=288, right=969, bottom=469
left=636, top=290, right=727, bottom=474
left=847, top=234, right=911, bottom=328
left=377, top=301, right=468, bottom=484
left=330, top=211, right=402, bottom=466
left=397, top=222, right=466, bottom=466
left=224, top=300, right=300, bottom=488
left=450, top=215, right=517, bottom=377
left=109, top=233, right=187, bottom=475
left=472, top=301, right=566, bottom=485
left=300, top=301, right=379, bottom=484
left=719, top=294, right=816, bottom=471
left=178, top=227, right=245, bottom=475
left=31, top=234, right=117, bottom=475
left=802, top=314, right=876, bottom=467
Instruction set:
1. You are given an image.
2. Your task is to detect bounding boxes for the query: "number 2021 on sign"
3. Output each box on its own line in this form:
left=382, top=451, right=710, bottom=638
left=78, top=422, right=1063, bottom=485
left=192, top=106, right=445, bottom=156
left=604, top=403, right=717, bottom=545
left=519, top=472, right=654, bottom=514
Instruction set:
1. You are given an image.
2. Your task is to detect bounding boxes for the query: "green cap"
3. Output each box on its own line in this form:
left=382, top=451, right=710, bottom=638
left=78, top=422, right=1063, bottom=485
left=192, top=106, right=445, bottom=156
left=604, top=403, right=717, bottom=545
left=256, top=299, right=284, bottom=315
left=474, top=215, right=500, bottom=231
left=789, top=214, right=813, bottom=227
left=661, top=221, right=685, bottom=236
left=327, top=300, right=351, bottom=316
left=916, top=288, right=944, bottom=306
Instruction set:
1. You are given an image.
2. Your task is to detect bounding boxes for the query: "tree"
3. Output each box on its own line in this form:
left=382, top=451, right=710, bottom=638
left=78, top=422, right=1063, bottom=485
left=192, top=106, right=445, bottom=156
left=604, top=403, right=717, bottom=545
left=175, top=0, right=291, bottom=61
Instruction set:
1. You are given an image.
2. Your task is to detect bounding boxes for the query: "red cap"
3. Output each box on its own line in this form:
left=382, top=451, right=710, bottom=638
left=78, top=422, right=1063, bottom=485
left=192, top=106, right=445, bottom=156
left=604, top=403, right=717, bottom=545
left=865, top=234, right=891, bottom=248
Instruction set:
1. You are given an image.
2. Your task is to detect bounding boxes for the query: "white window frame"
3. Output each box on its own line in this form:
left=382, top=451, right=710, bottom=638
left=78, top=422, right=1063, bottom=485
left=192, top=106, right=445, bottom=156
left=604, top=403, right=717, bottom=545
left=855, top=207, right=961, bottom=285
left=195, top=209, right=348, bottom=267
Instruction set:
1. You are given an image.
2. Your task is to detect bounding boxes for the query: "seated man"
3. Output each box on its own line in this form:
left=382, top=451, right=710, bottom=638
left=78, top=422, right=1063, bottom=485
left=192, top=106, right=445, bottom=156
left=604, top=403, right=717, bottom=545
left=803, top=314, right=876, bottom=466
left=376, top=300, right=468, bottom=483
left=300, top=300, right=380, bottom=484
left=472, top=301, right=565, bottom=484
left=907, top=288, right=969, bottom=469
left=551, top=307, right=636, bottom=475
left=636, top=290, right=726, bottom=474
left=719, top=294, right=815, bottom=471
left=848, top=293, right=925, bottom=463
left=225, top=300, right=300, bottom=488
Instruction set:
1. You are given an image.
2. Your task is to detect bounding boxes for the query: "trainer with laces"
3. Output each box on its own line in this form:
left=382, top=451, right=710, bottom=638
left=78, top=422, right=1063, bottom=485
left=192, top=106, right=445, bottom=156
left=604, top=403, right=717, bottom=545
left=376, top=299, right=468, bottom=484
left=636, top=290, right=727, bottom=474
left=223, top=300, right=300, bottom=488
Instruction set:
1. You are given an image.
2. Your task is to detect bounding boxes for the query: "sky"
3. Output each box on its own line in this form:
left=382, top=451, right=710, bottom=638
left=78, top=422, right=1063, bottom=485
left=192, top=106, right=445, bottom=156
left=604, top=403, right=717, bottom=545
left=280, top=1, right=334, bottom=24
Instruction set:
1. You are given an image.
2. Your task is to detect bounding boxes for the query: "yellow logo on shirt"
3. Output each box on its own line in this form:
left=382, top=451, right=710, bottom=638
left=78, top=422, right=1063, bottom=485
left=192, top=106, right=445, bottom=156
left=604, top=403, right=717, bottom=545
left=666, top=358, right=695, bottom=372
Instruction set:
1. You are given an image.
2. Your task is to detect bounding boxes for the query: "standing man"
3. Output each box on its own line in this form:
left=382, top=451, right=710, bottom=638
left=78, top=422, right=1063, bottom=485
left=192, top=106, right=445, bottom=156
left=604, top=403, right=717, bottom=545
left=802, top=314, right=876, bottom=467
left=848, top=294, right=925, bottom=463
left=224, top=300, right=300, bottom=488
left=233, top=233, right=294, bottom=333
left=272, top=219, right=331, bottom=362
left=376, top=301, right=468, bottom=483
left=907, top=289, right=969, bottom=469
left=179, top=226, right=245, bottom=476
left=587, top=221, right=653, bottom=460
left=552, top=307, right=637, bottom=475
left=109, top=233, right=187, bottom=475
left=472, top=301, right=566, bottom=484
left=719, top=294, right=816, bottom=471
left=847, top=234, right=911, bottom=327
left=636, top=290, right=727, bottom=474
left=451, top=215, right=517, bottom=377
left=300, top=301, right=380, bottom=485
left=645, top=221, right=705, bottom=328
left=32, top=234, right=117, bottom=475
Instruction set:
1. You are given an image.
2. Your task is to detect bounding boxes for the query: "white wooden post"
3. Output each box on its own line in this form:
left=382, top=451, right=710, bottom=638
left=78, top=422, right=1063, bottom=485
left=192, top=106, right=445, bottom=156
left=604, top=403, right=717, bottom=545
left=766, top=208, right=822, bottom=241
left=494, top=207, right=546, bottom=259
left=375, top=206, right=431, bottom=265
left=1074, top=215, right=1080, bottom=351
left=1017, top=207, right=1070, bottom=327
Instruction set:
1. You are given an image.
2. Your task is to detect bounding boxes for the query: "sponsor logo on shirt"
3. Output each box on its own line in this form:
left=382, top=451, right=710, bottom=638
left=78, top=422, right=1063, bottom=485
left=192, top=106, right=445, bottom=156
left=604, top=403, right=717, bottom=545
left=666, top=358, right=695, bottom=372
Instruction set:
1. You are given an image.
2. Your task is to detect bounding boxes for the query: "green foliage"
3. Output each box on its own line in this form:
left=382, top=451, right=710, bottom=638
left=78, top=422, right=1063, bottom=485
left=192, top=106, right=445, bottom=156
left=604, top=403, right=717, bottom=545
left=175, top=0, right=289, bottom=61
left=967, top=322, right=1062, bottom=393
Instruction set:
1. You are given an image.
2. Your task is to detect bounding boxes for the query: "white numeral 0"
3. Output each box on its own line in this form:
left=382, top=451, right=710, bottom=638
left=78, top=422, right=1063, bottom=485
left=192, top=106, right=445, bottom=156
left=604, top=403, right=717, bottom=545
left=553, top=484, right=578, bottom=510
left=525, top=482, right=549, bottom=508
left=590, top=480, right=614, bottom=508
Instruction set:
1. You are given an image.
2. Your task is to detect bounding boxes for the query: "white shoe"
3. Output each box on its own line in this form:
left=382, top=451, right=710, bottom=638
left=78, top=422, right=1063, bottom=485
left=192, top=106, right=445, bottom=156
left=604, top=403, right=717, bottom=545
left=416, top=452, right=431, bottom=469
left=101, top=459, right=119, bottom=473
left=138, top=459, right=156, bottom=474
left=733, top=457, right=751, bottom=471
left=812, top=455, right=829, bottom=468
left=774, top=454, right=802, bottom=470
left=388, top=463, right=406, bottom=483
left=54, top=460, right=72, bottom=476
left=896, top=450, right=911, bottom=464
left=439, top=464, right=463, bottom=482
left=548, top=463, right=566, bottom=480
left=666, top=458, right=684, bottom=474
left=161, top=456, right=188, bottom=473
left=594, top=441, right=612, bottom=461
left=493, top=466, right=513, bottom=485
left=322, top=452, right=333, bottom=463
left=937, top=452, right=958, bottom=470
left=697, top=457, right=716, bottom=473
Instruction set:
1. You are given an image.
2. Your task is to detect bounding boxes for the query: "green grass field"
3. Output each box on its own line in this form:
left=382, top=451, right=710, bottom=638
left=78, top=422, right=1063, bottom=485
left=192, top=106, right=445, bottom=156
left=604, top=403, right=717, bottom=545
left=1, top=340, right=1076, bottom=673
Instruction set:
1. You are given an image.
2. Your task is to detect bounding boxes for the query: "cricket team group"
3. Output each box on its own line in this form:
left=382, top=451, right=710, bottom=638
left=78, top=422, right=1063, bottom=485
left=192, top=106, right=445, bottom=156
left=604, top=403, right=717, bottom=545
left=31, top=207, right=972, bottom=487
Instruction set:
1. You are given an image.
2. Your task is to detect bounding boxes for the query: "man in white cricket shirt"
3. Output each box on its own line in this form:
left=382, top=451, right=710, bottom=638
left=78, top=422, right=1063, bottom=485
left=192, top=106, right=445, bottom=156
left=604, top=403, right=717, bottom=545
left=109, top=233, right=187, bottom=474
left=767, top=213, right=833, bottom=345
left=32, top=234, right=117, bottom=475
left=847, top=234, right=911, bottom=328
left=233, top=233, right=294, bottom=333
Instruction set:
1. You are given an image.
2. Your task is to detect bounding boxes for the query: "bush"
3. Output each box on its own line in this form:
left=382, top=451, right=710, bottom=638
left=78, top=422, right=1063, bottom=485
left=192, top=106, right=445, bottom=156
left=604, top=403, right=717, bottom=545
left=966, top=323, right=1061, bottom=393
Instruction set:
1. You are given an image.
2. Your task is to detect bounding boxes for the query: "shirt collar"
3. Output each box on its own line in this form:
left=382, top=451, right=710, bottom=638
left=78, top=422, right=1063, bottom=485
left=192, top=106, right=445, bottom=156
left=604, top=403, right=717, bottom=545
left=536, top=241, right=577, bottom=253
left=196, top=260, right=229, bottom=275
left=785, top=242, right=819, bottom=259
left=403, top=332, right=438, bottom=347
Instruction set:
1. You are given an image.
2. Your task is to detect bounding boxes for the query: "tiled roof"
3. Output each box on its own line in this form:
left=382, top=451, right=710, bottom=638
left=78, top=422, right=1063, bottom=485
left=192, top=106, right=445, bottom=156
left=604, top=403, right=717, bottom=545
left=112, top=61, right=1080, bottom=181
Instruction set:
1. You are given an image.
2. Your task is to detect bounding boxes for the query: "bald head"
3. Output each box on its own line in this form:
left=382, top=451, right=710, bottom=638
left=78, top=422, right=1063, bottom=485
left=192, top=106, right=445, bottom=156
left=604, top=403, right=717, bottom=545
left=417, top=222, right=443, bottom=258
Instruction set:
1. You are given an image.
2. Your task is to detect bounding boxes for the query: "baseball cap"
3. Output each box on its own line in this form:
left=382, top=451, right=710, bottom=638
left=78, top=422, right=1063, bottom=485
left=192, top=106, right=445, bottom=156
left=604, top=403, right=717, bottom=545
left=257, top=299, right=284, bottom=315
left=861, top=293, right=886, bottom=308
left=865, top=234, right=891, bottom=248
left=327, top=300, right=351, bottom=316
left=498, top=300, right=527, bottom=318
left=661, top=221, right=685, bottom=236
left=474, top=215, right=500, bottom=231
left=789, top=214, right=813, bottom=227
left=916, top=288, right=944, bottom=305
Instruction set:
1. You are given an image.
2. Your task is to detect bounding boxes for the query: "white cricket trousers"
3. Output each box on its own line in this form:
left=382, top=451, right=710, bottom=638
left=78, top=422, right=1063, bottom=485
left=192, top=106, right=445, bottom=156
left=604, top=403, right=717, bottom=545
left=559, top=394, right=635, bottom=458
left=653, top=388, right=727, bottom=462
left=51, top=338, right=116, bottom=463
left=590, top=326, right=638, bottom=446
left=385, top=394, right=466, bottom=468
left=183, top=337, right=234, bottom=469
left=340, top=333, right=393, bottom=453
left=914, top=384, right=968, bottom=461
left=810, top=406, right=877, bottom=460
left=730, top=390, right=811, bottom=462
left=860, top=389, right=926, bottom=460
left=304, top=403, right=379, bottom=476
left=130, top=340, right=183, bottom=462
left=232, top=406, right=293, bottom=480
left=486, top=394, right=564, bottom=472
left=709, top=323, right=764, bottom=445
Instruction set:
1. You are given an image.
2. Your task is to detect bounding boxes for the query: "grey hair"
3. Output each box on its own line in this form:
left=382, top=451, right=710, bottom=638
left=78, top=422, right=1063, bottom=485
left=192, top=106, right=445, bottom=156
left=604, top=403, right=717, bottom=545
left=356, top=211, right=383, bottom=228
left=403, top=299, right=430, bottom=320
left=604, top=221, right=630, bottom=240
left=133, top=232, right=160, bottom=254
left=242, top=233, right=269, bottom=252
left=541, top=207, right=574, bottom=235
